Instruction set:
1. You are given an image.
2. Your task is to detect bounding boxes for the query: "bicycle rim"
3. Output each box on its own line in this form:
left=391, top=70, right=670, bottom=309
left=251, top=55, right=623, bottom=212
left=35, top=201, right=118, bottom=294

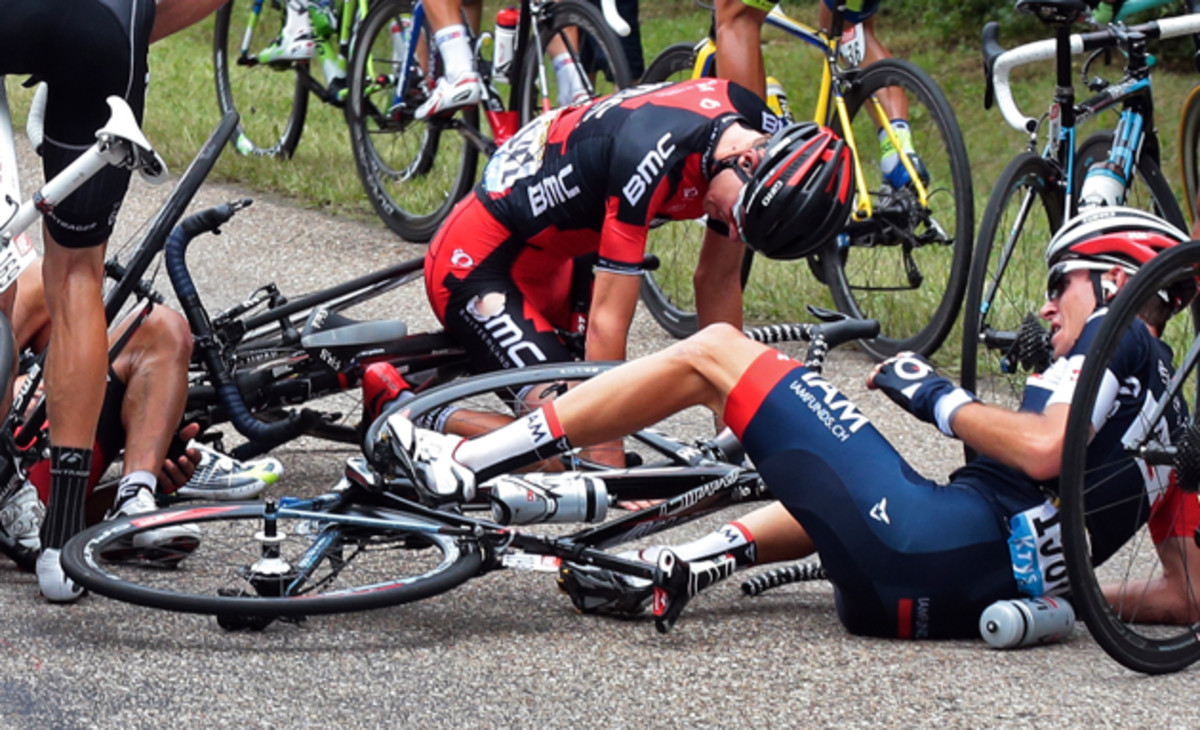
left=213, top=0, right=309, bottom=157
left=346, top=0, right=477, bottom=242
left=1060, top=241, right=1200, bottom=674
left=62, top=501, right=482, bottom=619
left=826, top=59, right=973, bottom=359
left=961, top=153, right=1064, bottom=414
left=1179, top=84, right=1200, bottom=228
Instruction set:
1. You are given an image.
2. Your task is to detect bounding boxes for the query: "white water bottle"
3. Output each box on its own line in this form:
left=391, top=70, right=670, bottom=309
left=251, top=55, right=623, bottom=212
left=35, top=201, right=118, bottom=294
left=493, top=7, right=520, bottom=84
left=979, top=596, right=1075, bottom=649
left=1079, top=160, right=1126, bottom=208
left=489, top=474, right=608, bottom=525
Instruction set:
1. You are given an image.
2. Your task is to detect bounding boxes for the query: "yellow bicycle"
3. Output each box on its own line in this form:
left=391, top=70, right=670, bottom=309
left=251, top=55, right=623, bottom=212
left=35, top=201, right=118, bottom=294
left=639, top=3, right=973, bottom=359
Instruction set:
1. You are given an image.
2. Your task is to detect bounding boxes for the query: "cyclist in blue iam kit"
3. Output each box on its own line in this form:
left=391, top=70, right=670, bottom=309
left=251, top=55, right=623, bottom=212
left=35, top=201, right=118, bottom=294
left=393, top=206, right=1200, bottom=639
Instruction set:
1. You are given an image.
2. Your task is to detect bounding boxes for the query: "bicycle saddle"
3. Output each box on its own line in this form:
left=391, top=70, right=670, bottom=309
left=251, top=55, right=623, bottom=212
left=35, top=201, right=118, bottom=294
left=96, top=96, right=168, bottom=185
left=300, top=306, right=409, bottom=361
left=1015, top=0, right=1092, bottom=25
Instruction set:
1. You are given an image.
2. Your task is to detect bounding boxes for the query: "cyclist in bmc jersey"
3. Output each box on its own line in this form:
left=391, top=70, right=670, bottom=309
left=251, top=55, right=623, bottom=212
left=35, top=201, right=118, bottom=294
left=395, top=206, right=1200, bottom=639
left=425, top=78, right=797, bottom=377
left=0, top=0, right=226, bottom=601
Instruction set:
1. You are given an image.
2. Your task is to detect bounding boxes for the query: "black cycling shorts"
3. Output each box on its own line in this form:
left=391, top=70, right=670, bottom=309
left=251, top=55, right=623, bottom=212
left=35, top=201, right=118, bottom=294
left=0, top=0, right=155, bottom=248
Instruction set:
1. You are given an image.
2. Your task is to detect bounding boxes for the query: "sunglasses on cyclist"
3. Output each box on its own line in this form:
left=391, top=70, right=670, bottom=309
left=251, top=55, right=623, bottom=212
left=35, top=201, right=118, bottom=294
left=1045, top=263, right=1072, bottom=302
left=707, top=138, right=770, bottom=182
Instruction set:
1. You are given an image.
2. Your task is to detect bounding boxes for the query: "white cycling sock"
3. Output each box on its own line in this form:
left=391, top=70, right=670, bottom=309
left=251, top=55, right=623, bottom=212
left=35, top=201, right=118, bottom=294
left=455, top=403, right=570, bottom=481
left=115, top=471, right=156, bottom=507
left=434, top=24, right=476, bottom=81
left=552, top=52, right=586, bottom=106
left=631, top=521, right=756, bottom=567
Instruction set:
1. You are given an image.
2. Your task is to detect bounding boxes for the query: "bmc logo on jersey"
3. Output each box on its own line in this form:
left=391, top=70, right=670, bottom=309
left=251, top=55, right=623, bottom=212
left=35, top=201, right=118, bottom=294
left=761, top=111, right=783, bottom=134
left=528, top=163, right=581, bottom=216
left=623, top=133, right=677, bottom=207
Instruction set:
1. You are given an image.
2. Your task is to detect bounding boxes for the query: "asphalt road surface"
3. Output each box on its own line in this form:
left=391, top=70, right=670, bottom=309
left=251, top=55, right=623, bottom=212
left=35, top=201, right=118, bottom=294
left=1, top=132, right=1196, bottom=729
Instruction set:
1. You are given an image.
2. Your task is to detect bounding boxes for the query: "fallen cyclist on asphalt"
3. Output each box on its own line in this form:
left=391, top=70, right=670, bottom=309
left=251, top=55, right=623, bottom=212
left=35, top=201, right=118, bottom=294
left=386, top=206, right=1200, bottom=638
left=0, top=260, right=283, bottom=581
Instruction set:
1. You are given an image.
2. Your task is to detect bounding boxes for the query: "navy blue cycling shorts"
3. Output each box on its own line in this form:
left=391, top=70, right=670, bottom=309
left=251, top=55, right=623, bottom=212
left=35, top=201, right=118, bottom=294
left=723, top=350, right=1018, bottom=639
left=0, top=0, right=155, bottom=247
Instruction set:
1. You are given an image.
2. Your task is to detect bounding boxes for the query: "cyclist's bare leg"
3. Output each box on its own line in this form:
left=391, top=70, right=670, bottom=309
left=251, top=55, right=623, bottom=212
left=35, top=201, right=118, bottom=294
left=111, top=307, right=193, bottom=482
left=547, top=323, right=765, bottom=446
left=713, top=0, right=768, bottom=98
left=1102, top=535, right=1200, bottom=624
left=817, top=7, right=906, bottom=124
left=41, top=236, right=106, bottom=453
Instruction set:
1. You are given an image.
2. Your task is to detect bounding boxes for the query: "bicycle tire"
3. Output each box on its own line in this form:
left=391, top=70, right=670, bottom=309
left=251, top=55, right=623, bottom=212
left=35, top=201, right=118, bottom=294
left=1178, top=83, right=1200, bottom=227
left=61, top=500, right=483, bottom=619
left=636, top=42, right=710, bottom=339
left=960, top=152, right=1064, bottom=415
left=1073, top=130, right=1186, bottom=229
left=514, top=0, right=632, bottom=125
left=345, top=0, right=478, bottom=242
left=1059, top=240, right=1200, bottom=674
left=213, top=0, right=310, bottom=158
left=824, top=58, right=974, bottom=359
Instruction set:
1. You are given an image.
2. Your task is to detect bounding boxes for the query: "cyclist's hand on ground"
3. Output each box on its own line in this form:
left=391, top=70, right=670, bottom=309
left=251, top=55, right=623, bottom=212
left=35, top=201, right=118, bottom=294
left=868, top=352, right=976, bottom=437
left=159, top=422, right=201, bottom=489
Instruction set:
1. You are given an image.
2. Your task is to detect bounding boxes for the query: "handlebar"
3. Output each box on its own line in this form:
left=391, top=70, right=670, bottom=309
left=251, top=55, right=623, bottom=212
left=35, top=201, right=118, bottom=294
left=165, top=200, right=323, bottom=448
left=986, top=13, right=1200, bottom=133
left=599, top=0, right=630, bottom=37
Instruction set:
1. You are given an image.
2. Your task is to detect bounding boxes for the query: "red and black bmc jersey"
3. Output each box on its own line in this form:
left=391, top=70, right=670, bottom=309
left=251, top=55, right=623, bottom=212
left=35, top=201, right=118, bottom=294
left=435, top=79, right=777, bottom=278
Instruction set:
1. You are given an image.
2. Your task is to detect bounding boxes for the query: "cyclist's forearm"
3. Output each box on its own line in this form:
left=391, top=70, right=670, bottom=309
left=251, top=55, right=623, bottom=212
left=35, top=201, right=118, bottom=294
left=694, top=228, right=744, bottom=331
left=150, top=0, right=227, bottom=43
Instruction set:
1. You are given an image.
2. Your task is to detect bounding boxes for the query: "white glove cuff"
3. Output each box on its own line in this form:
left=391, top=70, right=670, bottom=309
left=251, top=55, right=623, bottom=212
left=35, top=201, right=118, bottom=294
left=935, top=388, right=977, bottom=438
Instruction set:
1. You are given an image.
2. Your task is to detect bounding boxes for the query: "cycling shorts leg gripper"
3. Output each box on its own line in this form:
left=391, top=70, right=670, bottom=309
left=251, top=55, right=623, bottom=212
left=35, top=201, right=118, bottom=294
left=724, top=350, right=1016, bottom=639
left=38, top=0, right=154, bottom=248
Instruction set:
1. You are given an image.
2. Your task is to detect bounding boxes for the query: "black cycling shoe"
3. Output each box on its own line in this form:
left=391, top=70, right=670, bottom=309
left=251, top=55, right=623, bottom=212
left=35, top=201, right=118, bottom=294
left=557, top=562, right=652, bottom=618
left=652, top=550, right=737, bottom=634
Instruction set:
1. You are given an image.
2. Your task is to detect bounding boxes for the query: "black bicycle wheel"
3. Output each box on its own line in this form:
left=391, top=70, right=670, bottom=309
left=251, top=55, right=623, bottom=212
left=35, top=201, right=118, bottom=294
left=960, top=153, right=1065, bottom=414
left=213, top=0, right=310, bottom=158
left=1073, top=131, right=1186, bottom=229
left=61, top=500, right=483, bottom=619
left=824, top=58, right=974, bottom=359
left=1060, top=241, right=1200, bottom=674
left=514, top=0, right=632, bottom=125
left=636, top=42, right=709, bottom=339
left=346, top=0, right=478, bottom=242
left=1179, top=84, right=1200, bottom=227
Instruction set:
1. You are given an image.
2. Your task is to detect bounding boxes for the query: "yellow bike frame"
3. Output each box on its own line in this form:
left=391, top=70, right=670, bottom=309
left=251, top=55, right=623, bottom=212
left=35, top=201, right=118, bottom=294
left=687, top=5, right=931, bottom=222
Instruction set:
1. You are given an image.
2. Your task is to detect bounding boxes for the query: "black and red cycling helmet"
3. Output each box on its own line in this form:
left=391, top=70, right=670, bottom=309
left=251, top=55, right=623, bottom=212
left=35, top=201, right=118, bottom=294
left=1045, top=206, right=1196, bottom=313
left=732, top=122, right=855, bottom=261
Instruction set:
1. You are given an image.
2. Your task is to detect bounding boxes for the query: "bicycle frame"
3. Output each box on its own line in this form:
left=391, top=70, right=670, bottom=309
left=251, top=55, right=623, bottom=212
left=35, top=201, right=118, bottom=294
left=988, top=13, right=1200, bottom=220
left=234, top=0, right=370, bottom=103
left=681, top=6, right=931, bottom=222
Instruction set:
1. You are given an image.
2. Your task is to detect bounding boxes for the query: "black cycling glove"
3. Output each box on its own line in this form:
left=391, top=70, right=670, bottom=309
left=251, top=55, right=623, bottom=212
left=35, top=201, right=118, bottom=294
left=871, top=352, right=977, bottom=437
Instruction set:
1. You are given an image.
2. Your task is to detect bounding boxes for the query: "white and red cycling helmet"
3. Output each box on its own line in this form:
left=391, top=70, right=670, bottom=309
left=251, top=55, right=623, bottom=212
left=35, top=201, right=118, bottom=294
left=1045, top=206, right=1195, bottom=313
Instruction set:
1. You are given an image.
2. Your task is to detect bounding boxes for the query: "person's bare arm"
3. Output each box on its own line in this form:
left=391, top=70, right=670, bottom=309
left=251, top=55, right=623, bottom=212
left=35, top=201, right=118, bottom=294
left=950, top=401, right=1071, bottom=481
left=694, top=227, right=745, bottom=330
